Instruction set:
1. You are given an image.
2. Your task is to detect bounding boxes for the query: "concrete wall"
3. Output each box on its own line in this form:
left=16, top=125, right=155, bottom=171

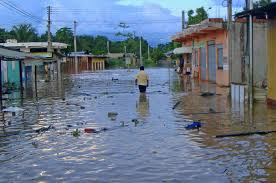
left=268, top=17, right=276, bottom=104
left=231, top=22, right=268, bottom=87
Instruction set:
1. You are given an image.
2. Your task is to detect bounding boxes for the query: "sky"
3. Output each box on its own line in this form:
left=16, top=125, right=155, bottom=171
left=0, top=0, right=252, bottom=45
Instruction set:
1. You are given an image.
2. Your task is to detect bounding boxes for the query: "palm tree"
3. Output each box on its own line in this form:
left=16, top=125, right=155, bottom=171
left=10, top=24, right=38, bottom=42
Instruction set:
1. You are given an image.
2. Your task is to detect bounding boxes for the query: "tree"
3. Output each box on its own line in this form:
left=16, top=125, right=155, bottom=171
left=91, top=36, right=109, bottom=55
left=77, top=35, right=94, bottom=54
left=0, top=28, right=11, bottom=43
left=254, top=0, right=271, bottom=8
left=10, top=24, right=38, bottom=42
left=151, top=48, right=165, bottom=62
left=55, top=27, right=74, bottom=53
left=40, top=31, right=54, bottom=42
left=187, top=7, right=208, bottom=26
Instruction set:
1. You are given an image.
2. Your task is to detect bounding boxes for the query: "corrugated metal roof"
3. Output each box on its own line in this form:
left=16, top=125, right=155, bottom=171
left=0, top=46, right=34, bottom=60
left=235, top=2, right=276, bottom=18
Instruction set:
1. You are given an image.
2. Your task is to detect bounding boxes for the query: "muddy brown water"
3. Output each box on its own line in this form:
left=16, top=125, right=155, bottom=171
left=0, top=68, right=276, bottom=182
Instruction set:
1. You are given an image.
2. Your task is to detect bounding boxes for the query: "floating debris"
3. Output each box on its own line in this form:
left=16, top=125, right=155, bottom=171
left=131, top=119, right=140, bottom=126
left=31, top=142, right=38, bottom=148
left=209, top=108, right=216, bottom=113
left=80, top=106, right=85, bottom=109
left=84, top=128, right=97, bottom=133
left=72, top=129, right=81, bottom=137
left=185, top=122, right=202, bottom=130
left=108, top=112, right=118, bottom=118
left=200, top=92, right=215, bottom=97
left=35, top=125, right=54, bottom=133
left=84, top=127, right=108, bottom=134
left=112, top=77, right=119, bottom=81
left=172, top=101, right=181, bottom=110
left=2, top=107, right=24, bottom=113
left=216, top=130, right=276, bottom=138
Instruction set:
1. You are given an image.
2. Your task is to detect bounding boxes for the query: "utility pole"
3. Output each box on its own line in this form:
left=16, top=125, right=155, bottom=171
left=182, top=10, right=185, bottom=31
left=74, top=21, right=77, bottom=62
left=73, top=21, right=78, bottom=73
left=107, top=41, right=110, bottom=54
left=124, top=45, right=127, bottom=54
left=148, top=43, right=150, bottom=60
left=47, top=6, right=52, bottom=52
left=248, top=0, right=254, bottom=108
left=140, top=36, right=143, bottom=66
left=227, top=0, right=232, bottom=94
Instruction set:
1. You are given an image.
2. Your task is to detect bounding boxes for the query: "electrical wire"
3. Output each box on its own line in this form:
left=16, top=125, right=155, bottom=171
left=0, top=0, right=44, bottom=23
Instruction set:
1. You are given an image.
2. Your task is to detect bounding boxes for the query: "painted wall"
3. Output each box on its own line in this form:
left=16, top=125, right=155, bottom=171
left=1, top=60, right=22, bottom=85
left=268, top=17, right=276, bottom=103
left=231, top=22, right=268, bottom=87
left=184, top=29, right=229, bottom=86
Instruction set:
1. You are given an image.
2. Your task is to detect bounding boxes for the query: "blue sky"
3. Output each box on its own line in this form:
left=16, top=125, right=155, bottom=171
left=0, top=0, right=249, bottom=45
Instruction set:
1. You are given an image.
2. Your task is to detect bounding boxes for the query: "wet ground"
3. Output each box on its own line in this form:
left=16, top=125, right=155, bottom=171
left=0, top=67, right=276, bottom=182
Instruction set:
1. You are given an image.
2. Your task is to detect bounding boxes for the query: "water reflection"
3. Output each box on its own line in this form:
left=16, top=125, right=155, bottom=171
left=0, top=66, right=276, bottom=182
left=136, top=93, right=149, bottom=118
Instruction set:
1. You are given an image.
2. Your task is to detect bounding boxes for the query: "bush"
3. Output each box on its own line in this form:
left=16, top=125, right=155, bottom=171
left=106, top=59, right=125, bottom=68
left=143, top=59, right=157, bottom=67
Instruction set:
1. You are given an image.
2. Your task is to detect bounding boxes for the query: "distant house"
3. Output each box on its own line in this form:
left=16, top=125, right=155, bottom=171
left=67, top=52, right=108, bottom=72
left=107, top=53, right=124, bottom=59
left=124, top=53, right=137, bottom=66
left=0, top=40, right=68, bottom=76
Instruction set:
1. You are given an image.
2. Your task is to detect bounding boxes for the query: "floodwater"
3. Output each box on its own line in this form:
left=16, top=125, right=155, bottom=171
left=0, top=67, right=276, bottom=183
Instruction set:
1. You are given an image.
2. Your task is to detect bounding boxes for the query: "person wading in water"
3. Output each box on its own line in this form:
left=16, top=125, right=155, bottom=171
left=135, top=66, right=149, bottom=93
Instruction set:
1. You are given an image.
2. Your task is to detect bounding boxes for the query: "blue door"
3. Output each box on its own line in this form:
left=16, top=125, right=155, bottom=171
left=208, top=41, right=216, bottom=82
left=200, top=48, right=206, bottom=80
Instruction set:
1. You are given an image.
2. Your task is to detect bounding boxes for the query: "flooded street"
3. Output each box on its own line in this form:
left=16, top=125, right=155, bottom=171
left=1, top=67, right=276, bottom=182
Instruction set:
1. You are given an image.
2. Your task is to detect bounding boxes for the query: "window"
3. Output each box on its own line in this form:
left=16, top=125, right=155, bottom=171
left=217, top=44, right=223, bottom=70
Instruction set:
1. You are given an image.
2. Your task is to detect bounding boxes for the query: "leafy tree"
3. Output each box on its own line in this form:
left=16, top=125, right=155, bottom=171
left=91, top=36, right=108, bottom=55
left=151, top=48, right=165, bottom=62
left=40, top=31, right=54, bottom=42
left=77, top=35, right=94, bottom=54
left=10, top=24, right=38, bottom=42
left=55, top=27, right=74, bottom=53
left=187, top=7, right=208, bottom=26
left=0, top=28, right=11, bottom=43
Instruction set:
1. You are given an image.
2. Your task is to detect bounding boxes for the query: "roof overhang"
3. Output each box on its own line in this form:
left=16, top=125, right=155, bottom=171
left=0, top=42, right=68, bottom=49
left=171, top=18, right=225, bottom=42
left=235, top=2, right=276, bottom=19
left=173, top=47, right=192, bottom=54
left=0, top=46, right=38, bottom=60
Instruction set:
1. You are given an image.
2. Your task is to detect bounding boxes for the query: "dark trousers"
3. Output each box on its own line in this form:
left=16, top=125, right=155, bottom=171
left=139, top=85, right=147, bottom=93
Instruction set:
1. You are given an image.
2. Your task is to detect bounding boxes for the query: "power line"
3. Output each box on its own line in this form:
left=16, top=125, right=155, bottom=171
left=0, top=0, right=44, bottom=23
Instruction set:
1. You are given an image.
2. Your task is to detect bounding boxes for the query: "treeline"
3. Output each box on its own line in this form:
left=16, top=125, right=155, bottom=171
left=0, top=24, right=182, bottom=61
left=1, top=6, right=235, bottom=62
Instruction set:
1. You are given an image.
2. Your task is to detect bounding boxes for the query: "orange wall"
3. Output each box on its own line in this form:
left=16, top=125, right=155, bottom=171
left=182, top=30, right=229, bottom=86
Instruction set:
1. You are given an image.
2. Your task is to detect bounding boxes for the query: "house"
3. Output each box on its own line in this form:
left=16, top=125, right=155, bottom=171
left=67, top=52, right=107, bottom=72
left=172, top=18, right=268, bottom=90
left=124, top=53, right=137, bottom=66
left=0, top=46, right=38, bottom=93
left=0, top=40, right=68, bottom=78
left=236, top=2, right=276, bottom=106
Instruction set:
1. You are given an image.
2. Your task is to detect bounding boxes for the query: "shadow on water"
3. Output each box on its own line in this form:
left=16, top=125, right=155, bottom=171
left=0, top=65, right=276, bottom=182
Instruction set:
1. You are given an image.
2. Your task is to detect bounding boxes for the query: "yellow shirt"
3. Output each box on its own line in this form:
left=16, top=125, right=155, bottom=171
left=136, top=71, right=149, bottom=86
